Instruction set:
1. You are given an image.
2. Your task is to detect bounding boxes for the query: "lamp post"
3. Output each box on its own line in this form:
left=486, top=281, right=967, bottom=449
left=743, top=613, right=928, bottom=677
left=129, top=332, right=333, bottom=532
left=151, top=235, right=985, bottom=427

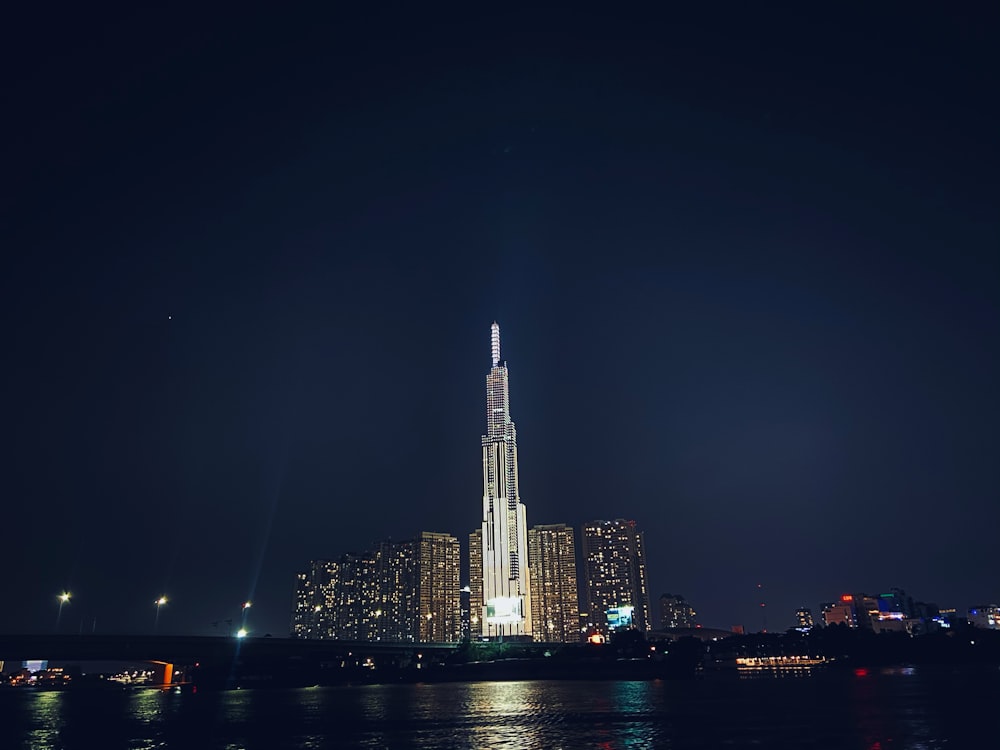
left=154, top=596, right=168, bottom=633
left=55, top=592, right=71, bottom=632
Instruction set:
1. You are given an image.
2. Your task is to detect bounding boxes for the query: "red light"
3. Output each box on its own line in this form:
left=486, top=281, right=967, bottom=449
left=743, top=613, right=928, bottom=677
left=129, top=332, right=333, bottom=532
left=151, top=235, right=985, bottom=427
left=841, top=595, right=853, bottom=602
left=854, top=668, right=869, bottom=677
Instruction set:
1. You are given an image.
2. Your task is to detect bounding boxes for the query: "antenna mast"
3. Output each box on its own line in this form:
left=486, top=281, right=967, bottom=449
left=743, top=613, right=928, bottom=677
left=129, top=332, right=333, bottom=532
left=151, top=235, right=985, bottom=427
left=491, top=321, right=501, bottom=367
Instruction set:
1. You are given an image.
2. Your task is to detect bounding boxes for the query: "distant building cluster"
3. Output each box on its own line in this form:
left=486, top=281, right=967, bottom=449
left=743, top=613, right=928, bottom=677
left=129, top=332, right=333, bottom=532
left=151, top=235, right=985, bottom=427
left=291, top=324, right=653, bottom=644
left=290, top=324, right=1000, bottom=646
left=292, top=532, right=461, bottom=643
left=802, top=588, right=1000, bottom=635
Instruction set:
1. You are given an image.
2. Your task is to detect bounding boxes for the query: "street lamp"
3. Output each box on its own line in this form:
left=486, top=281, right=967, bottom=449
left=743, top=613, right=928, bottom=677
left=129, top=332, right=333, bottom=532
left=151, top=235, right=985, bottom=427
left=55, top=592, right=71, bottom=632
left=154, top=596, right=168, bottom=632
left=236, top=628, right=248, bottom=639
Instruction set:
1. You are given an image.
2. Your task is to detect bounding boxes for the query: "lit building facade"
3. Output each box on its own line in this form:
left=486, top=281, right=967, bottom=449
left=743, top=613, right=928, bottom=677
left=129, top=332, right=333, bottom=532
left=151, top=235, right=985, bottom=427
left=291, top=559, right=341, bottom=639
left=291, top=533, right=460, bottom=642
left=469, top=530, right=483, bottom=637
left=795, top=607, right=815, bottom=629
left=291, top=567, right=320, bottom=638
left=473, top=322, right=531, bottom=639
left=528, top=524, right=581, bottom=642
left=580, top=519, right=650, bottom=635
left=417, top=532, right=462, bottom=642
left=659, top=593, right=697, bottom=629
left=967, top=604, right=1000, bottom=630
left=375, top=538, right=417, bottom=642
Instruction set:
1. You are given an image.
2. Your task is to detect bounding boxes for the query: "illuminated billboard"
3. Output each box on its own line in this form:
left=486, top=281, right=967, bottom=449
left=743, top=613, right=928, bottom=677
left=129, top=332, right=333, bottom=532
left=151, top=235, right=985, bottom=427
left=486, top=596, right=524, bottom=625
left=606, top=606, right=634, bottom=631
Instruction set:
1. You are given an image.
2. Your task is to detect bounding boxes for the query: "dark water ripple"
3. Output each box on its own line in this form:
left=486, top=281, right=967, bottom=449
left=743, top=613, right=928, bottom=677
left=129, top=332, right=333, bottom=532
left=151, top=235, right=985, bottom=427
left=2, top=666, right=997, bottom=749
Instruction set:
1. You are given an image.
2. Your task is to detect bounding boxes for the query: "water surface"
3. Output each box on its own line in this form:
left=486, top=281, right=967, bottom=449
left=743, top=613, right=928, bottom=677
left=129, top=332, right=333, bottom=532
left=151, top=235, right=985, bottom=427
left=3, top=666, right=995, bottom=749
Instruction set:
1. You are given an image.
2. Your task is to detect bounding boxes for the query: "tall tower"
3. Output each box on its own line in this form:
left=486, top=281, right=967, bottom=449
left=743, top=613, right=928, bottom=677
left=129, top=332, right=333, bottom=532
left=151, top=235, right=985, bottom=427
left=475, top=322, right=531, bottom=639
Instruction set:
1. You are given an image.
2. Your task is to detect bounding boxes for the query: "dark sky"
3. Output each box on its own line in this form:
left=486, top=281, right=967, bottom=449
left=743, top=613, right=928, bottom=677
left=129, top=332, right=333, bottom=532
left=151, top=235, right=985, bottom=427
left=3, top=6, right=997, bottom=637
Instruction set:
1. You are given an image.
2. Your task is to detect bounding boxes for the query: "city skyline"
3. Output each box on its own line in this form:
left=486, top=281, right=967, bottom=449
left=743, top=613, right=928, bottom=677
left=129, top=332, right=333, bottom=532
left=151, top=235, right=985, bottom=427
left=3, top=6, right=996, bottom=639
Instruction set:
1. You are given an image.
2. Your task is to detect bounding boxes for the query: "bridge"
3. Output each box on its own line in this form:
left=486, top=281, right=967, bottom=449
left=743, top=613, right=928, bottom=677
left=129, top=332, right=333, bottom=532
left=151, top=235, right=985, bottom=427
left=0, top=634, right=463, bottom=689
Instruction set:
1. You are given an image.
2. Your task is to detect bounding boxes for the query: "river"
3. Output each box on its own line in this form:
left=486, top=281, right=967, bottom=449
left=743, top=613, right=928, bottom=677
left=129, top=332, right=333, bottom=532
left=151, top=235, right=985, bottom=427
left=3, top=665, right=996, bottom=748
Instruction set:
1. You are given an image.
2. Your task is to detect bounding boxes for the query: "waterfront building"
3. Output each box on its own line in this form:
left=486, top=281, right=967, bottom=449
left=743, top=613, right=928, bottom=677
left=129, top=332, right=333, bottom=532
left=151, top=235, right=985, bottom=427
left=795, top=607, right=815, bottom=629
left=291, top=567, right=320, bottom=638
left=968, top=604, right=1000, bottom=629
left=822, top=593, right=891, bottom=631
left=580, top=519, right=650, bottom=635
left=528, top=524, right=581, bottom=642
left=659, top=593, right=697, bottom=629
left=291, top=533, right=461, bottom=643
left=374, top=538, right=417, bottom=642
left=468, top=530, right=483, bottom=637
left=417, top=532, right=462, bottom=642
left=473, top=322, right=532, bottom=639
left=333, top=551, right=380, bottom=640
left=290, top=559, right=339, bottom=638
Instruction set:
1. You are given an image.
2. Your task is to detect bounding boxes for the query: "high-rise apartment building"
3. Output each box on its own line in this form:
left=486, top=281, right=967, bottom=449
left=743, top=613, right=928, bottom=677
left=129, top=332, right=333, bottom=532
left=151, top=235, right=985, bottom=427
left=417, top=532, right=462, bottom=642
left=334, top=551, right=380, bottom=640
left=659, top=593, right=696, bottom=629
left=291, top=559, right=341, bottom=638
left=473, top=322, right=531, bottom=639
left=528, top=524, right=581, bottom=643
left=291, top=564, right=324, bottom=638
left=291, top=532, right=460, bottom=642
left=580, top=519, right=650, bottom=635
left=468, top=531, right=482, bottom=637
left=375, top=538, right=417, bottom=642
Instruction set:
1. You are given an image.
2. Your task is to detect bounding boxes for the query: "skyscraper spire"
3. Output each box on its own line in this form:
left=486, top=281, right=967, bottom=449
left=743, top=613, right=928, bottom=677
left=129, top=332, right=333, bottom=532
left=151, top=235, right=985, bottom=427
left=474, top=321, right=531, bottom=640
left=491, top=321, right=501, bottom=367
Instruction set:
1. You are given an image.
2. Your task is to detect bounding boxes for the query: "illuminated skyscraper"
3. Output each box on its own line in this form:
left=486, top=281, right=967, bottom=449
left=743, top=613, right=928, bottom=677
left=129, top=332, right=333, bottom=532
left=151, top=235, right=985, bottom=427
left=528, top=524, right=580, bottom=642
left=580, top=519, right=650, bottom=635
left=473, top=322, right=532, bottom=639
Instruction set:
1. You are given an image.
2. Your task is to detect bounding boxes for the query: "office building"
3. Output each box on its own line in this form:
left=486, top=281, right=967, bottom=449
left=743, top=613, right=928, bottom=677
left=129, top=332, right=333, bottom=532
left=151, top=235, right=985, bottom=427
left=473, top=322, right=532, bottom=639
left=580, top=519, right=650, bottom=635
left=528, top=524, right=581, bottom=642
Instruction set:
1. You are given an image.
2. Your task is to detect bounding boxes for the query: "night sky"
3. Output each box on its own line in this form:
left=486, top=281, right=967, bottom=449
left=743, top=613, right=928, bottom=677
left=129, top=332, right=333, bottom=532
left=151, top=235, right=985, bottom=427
left=4, top=6, right=997, bottom=638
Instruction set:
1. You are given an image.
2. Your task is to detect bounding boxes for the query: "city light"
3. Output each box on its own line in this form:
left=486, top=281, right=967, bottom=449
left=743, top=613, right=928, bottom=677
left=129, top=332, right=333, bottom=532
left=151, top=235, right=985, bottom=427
left=55, top=591, right=72, bottom=632
left=153, top=595, right=168, bottom=633
left=236, top=628, right=247, bottom=638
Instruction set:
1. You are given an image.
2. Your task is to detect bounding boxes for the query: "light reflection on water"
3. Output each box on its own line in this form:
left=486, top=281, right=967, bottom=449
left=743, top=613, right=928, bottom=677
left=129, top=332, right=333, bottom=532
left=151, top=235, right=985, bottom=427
left=3, top=668, right=997, bottom=749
